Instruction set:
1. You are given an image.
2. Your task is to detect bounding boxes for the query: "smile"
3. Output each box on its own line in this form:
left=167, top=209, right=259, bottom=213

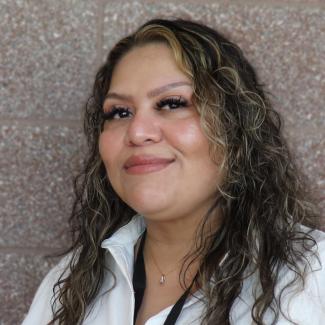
left=124, top=155, right=175, bottom=175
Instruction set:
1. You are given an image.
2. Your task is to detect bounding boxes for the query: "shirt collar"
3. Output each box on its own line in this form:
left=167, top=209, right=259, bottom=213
left=100, top=214, right=206, bottom=313
left=101, top=214, right=146, bottom=249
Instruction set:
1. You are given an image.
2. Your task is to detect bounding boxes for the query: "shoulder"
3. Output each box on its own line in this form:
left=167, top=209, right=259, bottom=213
left=300, top=225, right=325, bottom=268
left=280, top=224, right=325, bottom=294
left=233, top=225, right=325, bottom=324
left=22, top=252, right=75, bottom=325
left=309, top=226, right=325, bottom=250
left=278, top=225, right=325, bottom=324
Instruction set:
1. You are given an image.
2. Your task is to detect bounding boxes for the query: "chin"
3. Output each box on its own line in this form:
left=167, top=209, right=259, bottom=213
left=125, top=197, right=169, bottom=218
left=129, top=203, right=168, bottom=218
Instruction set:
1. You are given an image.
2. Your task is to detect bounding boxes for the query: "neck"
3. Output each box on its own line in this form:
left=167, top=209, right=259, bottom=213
left=143, top=222, right=199, bottom=288
left=141, top=210, right=221, bottom=285
left=143, top=207, right=221, bottom=252
left=145, top=217, right=199, bottom=247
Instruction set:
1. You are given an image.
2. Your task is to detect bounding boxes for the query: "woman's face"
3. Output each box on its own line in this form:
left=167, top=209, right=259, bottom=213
left=99, top=43, right=223, bottom=223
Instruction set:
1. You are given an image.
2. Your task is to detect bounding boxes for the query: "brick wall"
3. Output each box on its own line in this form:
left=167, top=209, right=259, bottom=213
left=0, top=0, right=324, bottom=323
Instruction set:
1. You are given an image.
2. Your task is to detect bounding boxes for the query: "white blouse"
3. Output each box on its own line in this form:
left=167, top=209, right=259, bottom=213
left=22, top=215, right=325, bottom=324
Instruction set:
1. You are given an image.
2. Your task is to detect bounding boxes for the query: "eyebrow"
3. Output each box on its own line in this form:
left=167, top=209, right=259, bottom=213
left=105, top=81, right=192, bottom=101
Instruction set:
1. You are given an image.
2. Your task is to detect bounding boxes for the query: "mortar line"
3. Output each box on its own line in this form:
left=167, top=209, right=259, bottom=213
left=0, top=118, right=82, bottom=127
left=0, top=246, right=66, bottom=255
left=137, top=0, right=324, bottom=9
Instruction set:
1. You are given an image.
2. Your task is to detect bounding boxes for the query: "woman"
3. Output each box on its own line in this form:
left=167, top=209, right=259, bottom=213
left=23, top=18, right=325, bottom=325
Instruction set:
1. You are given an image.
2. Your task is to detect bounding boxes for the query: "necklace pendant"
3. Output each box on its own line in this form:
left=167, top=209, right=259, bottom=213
left=159, top=274, right=166, bottom=285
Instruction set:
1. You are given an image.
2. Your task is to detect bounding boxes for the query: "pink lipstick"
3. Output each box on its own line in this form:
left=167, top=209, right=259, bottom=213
left=124, top=155, right=175, bottom=175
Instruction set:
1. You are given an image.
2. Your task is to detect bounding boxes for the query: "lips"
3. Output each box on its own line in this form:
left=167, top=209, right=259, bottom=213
left=124, top=155, right=175, bottom=174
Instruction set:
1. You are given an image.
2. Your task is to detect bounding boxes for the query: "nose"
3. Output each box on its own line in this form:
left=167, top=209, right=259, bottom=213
left=125, top=110, right=163, bottom=146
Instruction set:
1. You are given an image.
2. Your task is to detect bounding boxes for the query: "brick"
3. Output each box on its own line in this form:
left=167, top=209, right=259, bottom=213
left=0, top=124, right=85, bottom=247
left=0, top=251, right=58, bottom=325
left=0, top=0, right=98, bottom=120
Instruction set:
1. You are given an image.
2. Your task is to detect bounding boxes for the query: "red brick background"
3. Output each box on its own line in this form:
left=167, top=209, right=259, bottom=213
left=0, top=1, right=324, bottom=324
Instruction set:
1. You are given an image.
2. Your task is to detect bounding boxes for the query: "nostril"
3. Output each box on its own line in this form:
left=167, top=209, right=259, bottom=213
left=126, top=119, right=162, bottom=146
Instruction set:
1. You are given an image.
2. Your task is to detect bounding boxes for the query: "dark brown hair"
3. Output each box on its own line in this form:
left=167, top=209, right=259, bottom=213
left=48, top=18, right=320, bottom=325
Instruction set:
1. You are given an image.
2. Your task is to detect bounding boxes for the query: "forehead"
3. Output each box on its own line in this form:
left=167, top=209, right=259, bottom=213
left=109, top=43, right=190, bottom=90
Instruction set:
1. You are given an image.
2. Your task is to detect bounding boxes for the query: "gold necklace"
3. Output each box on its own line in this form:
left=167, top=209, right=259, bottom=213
left=147, top=245, right=181, bottom=285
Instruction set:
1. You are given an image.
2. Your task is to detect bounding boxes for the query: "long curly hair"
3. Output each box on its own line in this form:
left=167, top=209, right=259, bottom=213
left=48, top=18, right=320, bottom=325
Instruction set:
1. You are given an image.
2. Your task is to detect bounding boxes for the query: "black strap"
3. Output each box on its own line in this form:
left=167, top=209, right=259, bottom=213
left=133, top=230, right=147, bottom=324
left=163, top=286, right=192, bottom=324
left=132, top=230, right=195, bottom=325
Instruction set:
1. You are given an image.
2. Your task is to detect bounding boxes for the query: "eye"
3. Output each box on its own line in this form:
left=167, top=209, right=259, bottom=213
left=156, top=96, right=189, bottom=110
left=102, top=106, right=132, bottom=120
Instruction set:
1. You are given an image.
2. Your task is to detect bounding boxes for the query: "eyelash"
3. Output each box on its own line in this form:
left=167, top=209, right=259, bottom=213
left=102, top=97, right=189, bottom=121
left=156, top=97, right=188, bottom=110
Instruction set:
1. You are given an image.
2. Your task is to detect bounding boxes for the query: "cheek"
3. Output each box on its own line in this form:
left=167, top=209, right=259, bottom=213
left=168, top=117, right=210, bottom=153
left=99, top=132, right=124, bottom=196
left=169, top=117, right=223, bottom=181
left=98, top=132, right=118, bottom=169
left=98, top=133, right=107, bottom=161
